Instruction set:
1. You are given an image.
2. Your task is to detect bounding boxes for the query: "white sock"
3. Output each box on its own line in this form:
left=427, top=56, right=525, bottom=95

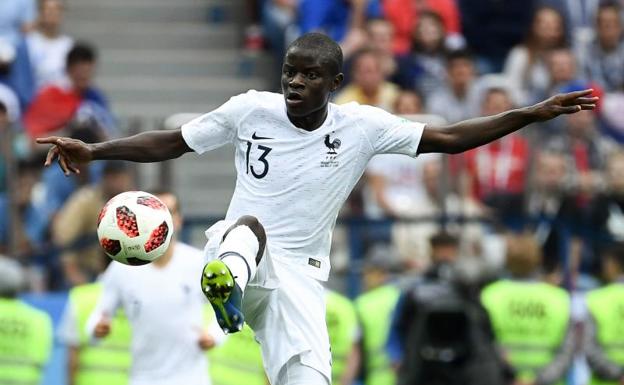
left=217, top=225, right=259, bottom=290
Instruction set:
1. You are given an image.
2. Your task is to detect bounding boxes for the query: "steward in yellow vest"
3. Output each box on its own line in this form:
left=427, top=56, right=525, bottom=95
left=0, top=257, right=53, bottom=385
left=355, top=284, right=399, bottom=385
left=207, top=321, right=267, bottom=385
left=481, top=234, right=574, bottom=385
left=585, top=244, right=624, bottom=385
left=61, top=282, right=132, bottom=385
left=205, top=303, right=267, bottom=385
left=326, top=289, right=359, bottom=385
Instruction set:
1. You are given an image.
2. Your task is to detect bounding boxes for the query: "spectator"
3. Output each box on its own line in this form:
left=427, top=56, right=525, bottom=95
left=0, top=0, right=36, bottom=48
left=262, top=0, right=297, bottom=67
left=545, top=109, right=615, bottom=196
left=0, top=255, right=53, bottom=385
left=382, top=0, right=463, bottom=55
left=579, top=2, right=624, bottom=92
left=24, top=42, right=115, bottom=140
left=523, top=151, right=582, bottom=275
left=0, top=61, right=20, bottom=124
left=334, top=48, right=400, bottom=110
left=0, top=159, right=48, bottom=261
left=355, top=249, right=401, bottom=385
left=372, top=156, right=483, bottom=271
left=296, top=0, right=368, bottom=58
left=503, top=6, right=568, bottom=104
left=460, top=86, right=530, bottom=215
left=427, top=49, right=479, bottom=123
left=459, top=0, right=536, bottom=73
left=27, top=0, right=73, bottom=91
left=366, top=18, right=397, bottom=79
left=0, top=36, right=34, bottom=110
left=587, top=151, right=624, bottom=269
left=388, top=232, right=507, bottom=385
left=52, top=160, right=133, bottom=287
left=584, top=242, right=624, bottom=385
left=393, top=89, right=424, bottom=115
left=325, top=289, right=360, bottom=385
left=539, top=47, right=594, bottom=103
left=394, top=11, right=448, bottom=96
left=0, top=0, right=37, bottom=109
left=481, top=233, right=575, bottom=385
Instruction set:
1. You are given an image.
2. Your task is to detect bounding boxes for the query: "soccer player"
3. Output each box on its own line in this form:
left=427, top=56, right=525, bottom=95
left=38, top=32, right=597, bottom=385
left=86, top=190, right=224, bottom=385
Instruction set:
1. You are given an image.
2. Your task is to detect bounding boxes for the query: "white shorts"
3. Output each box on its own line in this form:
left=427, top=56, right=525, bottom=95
left=203, top=221, right=332, bottom=385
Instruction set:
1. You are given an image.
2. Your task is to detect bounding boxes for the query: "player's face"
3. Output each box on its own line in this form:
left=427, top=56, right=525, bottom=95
left=281, top=47, right=342, bottom=118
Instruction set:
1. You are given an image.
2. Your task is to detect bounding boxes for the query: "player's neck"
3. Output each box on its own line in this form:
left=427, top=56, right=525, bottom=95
left=287, top=105, right=328, bottom=131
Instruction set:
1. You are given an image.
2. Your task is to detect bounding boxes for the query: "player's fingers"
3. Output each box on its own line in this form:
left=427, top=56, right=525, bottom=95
left=558, top=105, right=582, bottom=114
left=66, top=160, right=81, bottom=174
left=44, top=146, right=59, bottom=166
left=35, top=136, right=62, bottom=144
left=573, top=96, right=599, bottom=105
left=580, top=104, right=596, bottom=110
left=58, top=155, right=71, bottom=176
left=563, top=89, right=593, bottom=100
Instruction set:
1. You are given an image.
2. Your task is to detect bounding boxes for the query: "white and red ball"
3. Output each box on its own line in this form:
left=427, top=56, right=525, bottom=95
left=97, top=191, right=174, bottom=265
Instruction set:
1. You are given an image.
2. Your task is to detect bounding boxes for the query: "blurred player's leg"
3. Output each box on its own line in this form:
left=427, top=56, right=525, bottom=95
left=201, top=215, right=266, bottom=333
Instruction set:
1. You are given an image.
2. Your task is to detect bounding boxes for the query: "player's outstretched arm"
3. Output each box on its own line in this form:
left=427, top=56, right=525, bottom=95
left=36, top=129, right=192, bottom=175
left=417, top=89, right=598, bottom=154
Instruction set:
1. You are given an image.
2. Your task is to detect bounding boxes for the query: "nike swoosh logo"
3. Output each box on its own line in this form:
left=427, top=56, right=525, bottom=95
left=252, top=132, right=273, bottom=140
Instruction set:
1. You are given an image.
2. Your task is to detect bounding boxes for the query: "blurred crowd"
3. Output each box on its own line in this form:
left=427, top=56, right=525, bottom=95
left=0, top=0, right=124, bottom=290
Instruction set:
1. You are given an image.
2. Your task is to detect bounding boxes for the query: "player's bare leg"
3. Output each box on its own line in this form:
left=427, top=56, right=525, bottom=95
left=201, top=215, right=266, bottom=333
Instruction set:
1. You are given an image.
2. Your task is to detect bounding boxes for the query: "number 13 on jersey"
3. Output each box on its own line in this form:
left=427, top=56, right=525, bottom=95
left=245, top=141, right=272, bottom=179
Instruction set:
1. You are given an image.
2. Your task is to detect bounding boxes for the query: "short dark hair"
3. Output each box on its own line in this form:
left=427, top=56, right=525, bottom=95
left=430, top=231, right=459, bottom=248
left=66, top=42, right=97, bottom=68
left=597, top=1, right=621, bottom=19
left=446, top=49, right=474, bottom=66
left=0, top=101, right=6, bottom=116
left=287, top=32, right=343, bottom=75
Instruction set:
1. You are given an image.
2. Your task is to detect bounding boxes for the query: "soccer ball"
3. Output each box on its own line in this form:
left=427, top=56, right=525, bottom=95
left=97, top=191, right=174, bottom=265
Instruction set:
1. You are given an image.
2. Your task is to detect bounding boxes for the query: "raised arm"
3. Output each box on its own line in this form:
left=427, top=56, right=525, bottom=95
left=417, top=89, right=598, bottom=154
left=36, top=129, right=192, bottom=175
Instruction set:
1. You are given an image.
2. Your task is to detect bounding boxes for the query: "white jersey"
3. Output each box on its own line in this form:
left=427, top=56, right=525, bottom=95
left=88, top=242, right=221, bottom=385
left=181, top=90, right=425, bottom=280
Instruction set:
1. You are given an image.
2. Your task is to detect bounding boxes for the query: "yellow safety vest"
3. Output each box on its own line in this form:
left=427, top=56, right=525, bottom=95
left=70, top=283, right=132, bottom=385
left=326, top=290, right=358, bottom=385
left=586, top=283, right=624, bottom=385
left=481, top=280, right=570, bottom=384
left=355, top=284, right=400, bottom=385
left=0, top=298, right=52, bottom=385
left=206, top=306, right=266, bottom=385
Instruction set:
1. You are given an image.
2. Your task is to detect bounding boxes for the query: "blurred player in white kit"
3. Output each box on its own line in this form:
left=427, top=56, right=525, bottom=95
left=87, top=190, right=224, bottom=385
left=39, top=32, right=598, bottom=385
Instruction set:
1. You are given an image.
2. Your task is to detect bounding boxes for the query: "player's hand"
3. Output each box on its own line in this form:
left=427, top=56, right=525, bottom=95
left=529, top=89, right=598, bottom=122
left=94, top=317, right=111, bottom=338
left=198, top=331, right=216, bottom=351
left=35, top=136, right=94, bottom=176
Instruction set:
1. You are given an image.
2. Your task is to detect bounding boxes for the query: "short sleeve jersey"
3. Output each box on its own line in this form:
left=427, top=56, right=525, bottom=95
left=181, top=90, right=425, bottom=280
left=91, top=243, right=213, bottom=385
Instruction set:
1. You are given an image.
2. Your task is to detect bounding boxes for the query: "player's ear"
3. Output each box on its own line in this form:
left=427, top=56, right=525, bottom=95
left=331, top=73, right=344, bottom=92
